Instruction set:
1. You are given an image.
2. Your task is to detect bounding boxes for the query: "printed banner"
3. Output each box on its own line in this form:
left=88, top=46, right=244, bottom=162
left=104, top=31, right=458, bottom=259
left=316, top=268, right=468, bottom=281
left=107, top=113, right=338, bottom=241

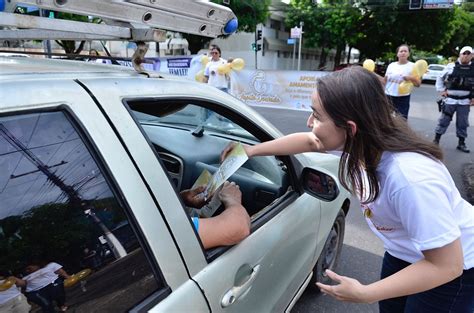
left=229, top=69, right=328, bottom=111
left=114, top=55, right=328, bottom=111
left=116, top=55, right=202, bottom=79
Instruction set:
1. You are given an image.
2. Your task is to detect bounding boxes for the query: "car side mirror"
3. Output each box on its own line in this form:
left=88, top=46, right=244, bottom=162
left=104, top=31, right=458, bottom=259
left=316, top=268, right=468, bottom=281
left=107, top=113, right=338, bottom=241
left=302, top=168, right=339, bottom=201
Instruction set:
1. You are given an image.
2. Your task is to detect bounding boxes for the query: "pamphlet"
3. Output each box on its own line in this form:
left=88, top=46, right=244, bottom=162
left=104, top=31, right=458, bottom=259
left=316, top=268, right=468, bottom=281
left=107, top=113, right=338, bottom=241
left=193, top=142, right=248, bottom=198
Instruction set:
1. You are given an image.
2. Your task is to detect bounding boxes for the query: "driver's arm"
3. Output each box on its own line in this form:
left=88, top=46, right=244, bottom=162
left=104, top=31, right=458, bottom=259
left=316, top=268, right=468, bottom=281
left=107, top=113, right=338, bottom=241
left=197, top=182, right=250, bottom=249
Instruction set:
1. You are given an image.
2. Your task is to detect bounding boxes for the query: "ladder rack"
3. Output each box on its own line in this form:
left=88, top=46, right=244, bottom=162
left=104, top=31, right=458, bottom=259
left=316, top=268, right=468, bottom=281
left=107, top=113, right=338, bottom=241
left=0, top=0, right=238, bottom=41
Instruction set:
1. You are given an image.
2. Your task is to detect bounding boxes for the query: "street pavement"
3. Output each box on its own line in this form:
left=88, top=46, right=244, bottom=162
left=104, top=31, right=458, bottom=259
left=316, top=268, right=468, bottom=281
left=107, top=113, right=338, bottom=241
left=253, top=82, right=473, bottom=313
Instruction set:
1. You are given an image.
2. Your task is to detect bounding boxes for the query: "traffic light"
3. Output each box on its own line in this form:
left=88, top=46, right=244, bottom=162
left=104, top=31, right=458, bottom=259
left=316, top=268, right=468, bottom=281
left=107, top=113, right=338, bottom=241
left=256, top=30, right=262, bottom=41
left=251, top=43, right=262, bottom=51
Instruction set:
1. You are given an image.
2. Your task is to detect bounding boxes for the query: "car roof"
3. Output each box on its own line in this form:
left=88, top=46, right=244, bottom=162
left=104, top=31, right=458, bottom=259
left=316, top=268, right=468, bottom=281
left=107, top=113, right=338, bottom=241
left=0, top=56, right=147, bottom=81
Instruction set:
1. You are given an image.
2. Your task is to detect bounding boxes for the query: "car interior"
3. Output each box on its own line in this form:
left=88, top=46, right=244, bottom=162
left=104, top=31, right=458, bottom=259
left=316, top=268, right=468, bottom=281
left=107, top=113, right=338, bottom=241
left=126, top=99, right=293, bottom=222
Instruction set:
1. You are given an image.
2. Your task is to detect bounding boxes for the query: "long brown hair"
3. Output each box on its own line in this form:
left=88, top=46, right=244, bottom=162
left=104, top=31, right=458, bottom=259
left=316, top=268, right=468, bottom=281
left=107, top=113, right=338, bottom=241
left=316, top=66, right=443, bottom=203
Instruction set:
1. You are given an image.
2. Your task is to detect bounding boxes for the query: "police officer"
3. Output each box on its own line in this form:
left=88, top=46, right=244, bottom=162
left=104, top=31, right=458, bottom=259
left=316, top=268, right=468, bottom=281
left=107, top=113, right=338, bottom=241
left=433, top=46, right=474, bottom=153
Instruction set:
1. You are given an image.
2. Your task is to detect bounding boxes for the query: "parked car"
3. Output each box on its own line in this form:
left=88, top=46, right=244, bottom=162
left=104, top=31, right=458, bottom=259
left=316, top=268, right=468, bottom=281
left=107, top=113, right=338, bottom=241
left=0, top=56, right=351, bottom=313
left=422, top=64, right=446, bottom=83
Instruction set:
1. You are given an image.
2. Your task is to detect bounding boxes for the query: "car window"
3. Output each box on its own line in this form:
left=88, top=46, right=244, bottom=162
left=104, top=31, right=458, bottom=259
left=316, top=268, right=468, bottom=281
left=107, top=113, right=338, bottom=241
left=133, top=105, right=257, bottom=141
left=429, top=65, right=445, bottom=71
left=0, top=111, right=166, bottom=312
left=126, top=100, right=292, bottom=249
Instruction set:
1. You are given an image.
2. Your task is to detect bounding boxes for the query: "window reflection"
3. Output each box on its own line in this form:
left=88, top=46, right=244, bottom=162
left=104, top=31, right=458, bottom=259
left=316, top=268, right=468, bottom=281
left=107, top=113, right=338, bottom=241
left=305, top=170, right=338, bottom=201
left=0, top=112, right=162, bottom=312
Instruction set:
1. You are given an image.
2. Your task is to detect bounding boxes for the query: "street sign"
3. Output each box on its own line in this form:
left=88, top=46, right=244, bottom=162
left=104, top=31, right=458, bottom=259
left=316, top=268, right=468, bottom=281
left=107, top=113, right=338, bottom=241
left=409, top=0, right=422, bottom=10
left=287, top=38, right=296, bottom=45
left=290, top=27, right=301, bottom=39
left=423, top=0, right=453, bottom=9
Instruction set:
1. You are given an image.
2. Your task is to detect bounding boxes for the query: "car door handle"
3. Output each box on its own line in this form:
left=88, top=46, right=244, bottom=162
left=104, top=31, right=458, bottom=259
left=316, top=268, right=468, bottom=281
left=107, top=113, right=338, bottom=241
left=221, top=264, right=261, bottom=308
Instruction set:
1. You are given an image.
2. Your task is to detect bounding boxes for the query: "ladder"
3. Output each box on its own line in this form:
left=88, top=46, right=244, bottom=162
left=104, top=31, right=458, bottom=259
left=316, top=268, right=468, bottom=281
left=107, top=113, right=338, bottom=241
left=0, top=0, right=238, bottom=41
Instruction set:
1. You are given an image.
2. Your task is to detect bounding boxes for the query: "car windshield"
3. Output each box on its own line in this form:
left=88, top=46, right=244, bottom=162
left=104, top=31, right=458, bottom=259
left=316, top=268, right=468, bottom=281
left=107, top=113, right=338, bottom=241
left=134, top=104, right=257, bottom=140
left=429, top=65, right=445, bottom=71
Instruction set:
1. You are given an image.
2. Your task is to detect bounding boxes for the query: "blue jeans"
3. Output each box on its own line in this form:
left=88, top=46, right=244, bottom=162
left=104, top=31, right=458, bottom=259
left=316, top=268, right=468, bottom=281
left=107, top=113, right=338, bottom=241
left=25, top=278, right=66, bottom=313
left=387, top=95, right=411, bottom=119
left=435, top=104, right=470, bottom=139
left=379, top=252, right=474, bottom=313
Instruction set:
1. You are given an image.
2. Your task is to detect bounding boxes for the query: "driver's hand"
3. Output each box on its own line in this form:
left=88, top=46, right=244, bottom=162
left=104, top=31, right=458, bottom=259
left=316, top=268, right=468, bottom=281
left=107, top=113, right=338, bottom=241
left=219, top=181, right=242, bottom=207
left=180, top=185, right=207, bottom=208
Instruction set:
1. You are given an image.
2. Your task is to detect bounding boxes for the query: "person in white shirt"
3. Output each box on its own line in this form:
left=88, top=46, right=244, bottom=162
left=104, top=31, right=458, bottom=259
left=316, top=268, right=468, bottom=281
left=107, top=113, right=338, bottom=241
left=433, top=45, right=473, bottom=153
left=24, top=261, right=71, bottom=313
left=221, top=66, right=474, bottom=313
left=0, top=273, right=30, bottom=313
left=203, top=45, right=229, bottom=93
left=383, top=44, right=421, bottom=119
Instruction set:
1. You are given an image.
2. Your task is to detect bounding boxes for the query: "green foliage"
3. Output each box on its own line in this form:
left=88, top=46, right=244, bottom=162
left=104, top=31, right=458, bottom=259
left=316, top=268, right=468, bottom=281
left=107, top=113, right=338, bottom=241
left=0, top=198, right=123, bottom=274
left=435, top=6, right=474, bottom=58
left=185, top=0, right=271, bottom=53
left=286, top=0, right=473, bottom=63
left=212, top=0, right=271, bottom=33
left=286, top=0, right=364, bottom=68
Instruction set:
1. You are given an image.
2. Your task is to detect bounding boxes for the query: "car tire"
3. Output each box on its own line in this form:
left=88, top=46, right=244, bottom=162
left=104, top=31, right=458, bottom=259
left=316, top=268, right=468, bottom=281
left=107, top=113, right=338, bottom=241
left=310, top=209, right=345, bottom=290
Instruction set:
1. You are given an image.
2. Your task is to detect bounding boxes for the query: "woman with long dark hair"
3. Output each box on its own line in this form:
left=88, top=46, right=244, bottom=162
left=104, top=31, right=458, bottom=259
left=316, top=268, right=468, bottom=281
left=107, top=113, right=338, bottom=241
left=221, top=66, right=473, bottom=313
left=383, top=44, right=421, bottom=119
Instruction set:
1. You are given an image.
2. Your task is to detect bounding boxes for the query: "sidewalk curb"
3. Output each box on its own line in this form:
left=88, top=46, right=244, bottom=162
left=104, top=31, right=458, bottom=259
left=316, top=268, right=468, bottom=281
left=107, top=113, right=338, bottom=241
left=462, top=163, right=474, bottom=205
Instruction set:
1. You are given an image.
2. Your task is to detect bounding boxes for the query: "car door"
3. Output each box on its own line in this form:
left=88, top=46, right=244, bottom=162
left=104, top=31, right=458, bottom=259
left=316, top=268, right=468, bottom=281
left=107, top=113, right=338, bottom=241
left=80, top=76, right=322, bottom=312
left=0, top=77, right=209, bottom=312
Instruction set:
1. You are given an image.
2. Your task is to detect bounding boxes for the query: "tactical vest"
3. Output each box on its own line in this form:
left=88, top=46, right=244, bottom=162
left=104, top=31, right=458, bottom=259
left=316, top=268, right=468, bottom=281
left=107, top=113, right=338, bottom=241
left=445, top=61, right=474, bottom=94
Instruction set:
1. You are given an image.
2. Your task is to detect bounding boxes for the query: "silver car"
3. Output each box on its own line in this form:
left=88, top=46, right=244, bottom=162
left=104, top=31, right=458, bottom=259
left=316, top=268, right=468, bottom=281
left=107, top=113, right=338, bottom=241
left=422, top=64, right=446, bottom=83
left=0, top=56, right=350, bottom=312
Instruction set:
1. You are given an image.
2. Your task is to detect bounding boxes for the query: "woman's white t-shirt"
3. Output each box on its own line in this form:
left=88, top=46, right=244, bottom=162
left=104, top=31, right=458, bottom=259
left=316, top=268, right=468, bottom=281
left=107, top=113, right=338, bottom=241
left=384, top=62, right=415, bottom=97
left=0, top=279, right=21, bottom=305
left=361, top=152, right=474, bottom=269
left=24, top=262, right=62, bottom=292
left=204, top=58, right=228, bottom=89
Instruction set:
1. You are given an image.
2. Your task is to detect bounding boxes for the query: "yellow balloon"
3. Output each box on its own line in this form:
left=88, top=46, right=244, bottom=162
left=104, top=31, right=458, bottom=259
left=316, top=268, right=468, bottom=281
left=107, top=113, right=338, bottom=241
left=230, top=58, right=245, bottom=71
left=200, top=55, right=209, bottom=66
left=217, top=63, right=231, bottom=75
left=0, top=277, right=16, bottom=291
left=64, top=268, right=91, bottom=288
left=64, top=275, right=79, bottom=288
left=76, top=268, right=92, bottom=280
left=413, top=59, right=428, bottom=77
left=398, top=81, right=413, bottom=94
left=195, top=70, right=205, bottom=82
left=362, top=59, right=375, bottom=72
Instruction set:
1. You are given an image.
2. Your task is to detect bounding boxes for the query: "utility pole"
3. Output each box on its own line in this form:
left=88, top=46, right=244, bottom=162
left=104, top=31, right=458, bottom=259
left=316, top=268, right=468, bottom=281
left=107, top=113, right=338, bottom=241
left=40, top=9, right=52, bottom=58
left=292, top=40, right=296, bottom=70
left=0, top=123, right=81, bottom=205
left=254, top=28, right=258, bottom=69
left=297, top=21, right=304, bottom=71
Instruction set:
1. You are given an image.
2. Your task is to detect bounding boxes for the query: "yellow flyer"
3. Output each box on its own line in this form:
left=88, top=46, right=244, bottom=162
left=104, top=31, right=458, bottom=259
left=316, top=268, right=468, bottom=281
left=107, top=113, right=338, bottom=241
left=192, top=142, right=248, bottom=197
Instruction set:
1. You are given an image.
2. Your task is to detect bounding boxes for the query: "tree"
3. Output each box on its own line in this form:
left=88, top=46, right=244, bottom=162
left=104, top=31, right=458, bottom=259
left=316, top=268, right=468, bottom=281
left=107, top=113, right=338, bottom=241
left=286, top=0, right=363, bottom=69
left=184, top=0, right=271, bottom=54
left=285, top=0, right=471, bottom=66
left=436, top=6, right=474, bottom=58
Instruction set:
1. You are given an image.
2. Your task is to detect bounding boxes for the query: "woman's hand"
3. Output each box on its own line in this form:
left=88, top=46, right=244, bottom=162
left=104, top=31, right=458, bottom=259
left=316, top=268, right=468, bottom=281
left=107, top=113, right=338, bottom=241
left=403, top=74, right=421, bottom=87
left=220, top=142, right=251, bottom=162
left=180, top=185, right=207, bottom=208
left=316, top=270, right=372, bottom=303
